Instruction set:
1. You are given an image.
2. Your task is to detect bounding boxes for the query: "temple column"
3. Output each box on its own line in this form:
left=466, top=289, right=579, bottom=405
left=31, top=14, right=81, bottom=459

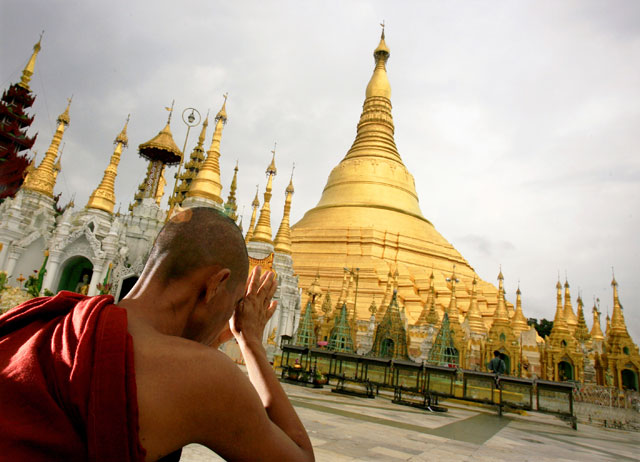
left=88, top=262, right=104, bottom=296
left=43, top=250, right=63, bottom=292
left=0, top=241, right=9, bottom=270
left=5, top=247, right=23, bottom=278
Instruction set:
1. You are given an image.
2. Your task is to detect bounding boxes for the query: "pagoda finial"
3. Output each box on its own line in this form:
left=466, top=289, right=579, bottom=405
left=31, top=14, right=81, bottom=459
left=166, top=100, right=175, bottom=124
left=366, top=26, right=391, bottom=99
left=245, top=185, right=260, bottom=243
left=23, top=98, right=71, bottom=197
left=223, top=162, right=239, bottom=221
left=275, top=168, right=294, bottom=255
left=185, top=96, right=227, bottom=206
left=18, top=31, right=44, bottom=90
left=87, top=115, right=130, bottom=213
left=250, top=146, right=278, bottom=244
left=216, top=93, right=228, bottom=123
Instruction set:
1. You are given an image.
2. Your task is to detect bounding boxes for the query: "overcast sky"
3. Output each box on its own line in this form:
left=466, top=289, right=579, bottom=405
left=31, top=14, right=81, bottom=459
left=2, top=0, right=638, bottom=341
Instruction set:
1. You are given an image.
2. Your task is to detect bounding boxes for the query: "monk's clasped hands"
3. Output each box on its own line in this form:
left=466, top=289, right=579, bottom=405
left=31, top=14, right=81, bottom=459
left=230, top=265, right=278, bottom=346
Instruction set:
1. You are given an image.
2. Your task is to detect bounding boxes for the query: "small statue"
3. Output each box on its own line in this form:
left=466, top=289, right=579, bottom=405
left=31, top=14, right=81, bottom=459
left=605, top=369, right=613, bottom=387
left=75, top=274, right=90, bottom=295
left=267, top=327, right=277, bottom=345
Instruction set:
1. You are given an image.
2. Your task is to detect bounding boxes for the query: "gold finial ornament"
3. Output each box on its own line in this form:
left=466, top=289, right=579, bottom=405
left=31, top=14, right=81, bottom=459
left=551, top=278, right=569, bottom=333
left=609, top=275, right=629, bottom=335
left=274, top=165, right=295, bottom=254
left=87, top=116, right=130, bottom=213
left=223, top=162, right=239, bottom=221
left=186, top=96, right=228, bottom=205
left=574, top=296, right=591, bottom=342
left=563, top=278, right=578, bottom=331
left=18, top=31, right=43, bottom=90
left=590, top=301, right=605, bottom=341
left=23, top=98, right=71, bottom=197
left=466, top=276, right=486, bottom=334
left=511, top=284, right=529, bottom=335
left=245, top=185, right=260, bottom=243
left=250, top=145, right=278, bottom=244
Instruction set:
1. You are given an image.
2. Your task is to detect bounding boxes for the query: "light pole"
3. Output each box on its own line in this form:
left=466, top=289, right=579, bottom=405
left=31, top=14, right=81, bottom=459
left=169, top=107, right=201, bottom=207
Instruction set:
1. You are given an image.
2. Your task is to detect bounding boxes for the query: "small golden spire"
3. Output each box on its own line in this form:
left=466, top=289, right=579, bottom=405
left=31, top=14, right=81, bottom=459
left=18, top=31, right=43, bottom=90
left=87, top=115, right=130, bottom=213
left=551, top=277, right=569, bottom=334
left=250, top=144, right=278, bottom=244
left=23, top=98, right=71, bottom=197
left=491, top=268, right=510, bottom=327
left=609, top=273, right=629, bottom=336
left=574, top=295, right=591, bottom=342
left=186, top=96, right=227, bottom=205
left=511, top=283, right=529, bottom=335
left=245, top=185, right=260, bottom=243
left=563, top=278, right=577, bottom=331
left=223, top=162, right=239, bottom=220
left=590, top=299, right=605, bottom=341
left=274, top=164, right=295, bottom=254
left=466, top=276, right=486, bottom=334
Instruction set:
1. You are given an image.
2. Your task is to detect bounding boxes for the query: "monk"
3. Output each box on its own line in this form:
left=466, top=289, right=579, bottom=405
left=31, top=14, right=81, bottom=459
left=0, top=207, right=314, bottom=462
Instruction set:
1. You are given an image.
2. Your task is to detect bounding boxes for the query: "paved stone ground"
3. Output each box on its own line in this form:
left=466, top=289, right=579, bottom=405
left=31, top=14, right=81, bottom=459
left=180, top=381, right=639, bottom=461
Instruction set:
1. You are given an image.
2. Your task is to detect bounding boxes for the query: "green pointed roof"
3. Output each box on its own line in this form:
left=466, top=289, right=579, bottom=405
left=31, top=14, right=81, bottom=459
left=328, top=303, right=355, bottom=353
left=428, top=312, right=459, bottom=367
left=294, top=300, right=317, bottom=348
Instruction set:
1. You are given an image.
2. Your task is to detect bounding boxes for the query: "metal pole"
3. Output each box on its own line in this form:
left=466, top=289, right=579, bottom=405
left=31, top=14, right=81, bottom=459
left=170, top=107, right=201, bottom=205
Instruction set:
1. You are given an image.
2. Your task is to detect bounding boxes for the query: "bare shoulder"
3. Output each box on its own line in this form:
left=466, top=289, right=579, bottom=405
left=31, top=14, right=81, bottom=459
left=130, top=327, right=249, bottom=458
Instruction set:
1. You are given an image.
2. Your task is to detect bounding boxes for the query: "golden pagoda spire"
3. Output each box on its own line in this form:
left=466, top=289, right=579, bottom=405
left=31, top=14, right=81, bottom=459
left=574, top=295, right=591, bottom=342
left=18, top=31, right=43, bottom=90
left=186, top=95, right=227, bottom=205
left=551, top=279, right=569, bottom=334
left=590, top=300, right=605, bottom=341
left=245, top=185, right=260, bottom=243
left=274, top=166, right=295, bottom=255
left=466, top=276, right=487, bottom=334
left=609, top=274, right=629, bottom=336
left=563, top=279, right=578, bottom=331
left=250, top=144, right=278, bottom=244
left=86, top=115, right=129, bottom=213
left=492, top=268, right=510, bottom=325
left=416, top=271, right=434, bottom=327
left=223, top=162, right=239, bottom=221
left=511, top=285, right=529, bottom=335
left=23, top=98, right=71, bottom=197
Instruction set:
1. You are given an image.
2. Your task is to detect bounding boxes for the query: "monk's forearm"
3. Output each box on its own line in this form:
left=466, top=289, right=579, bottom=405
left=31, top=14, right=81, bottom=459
left=238, top=338, right=314, bottom=459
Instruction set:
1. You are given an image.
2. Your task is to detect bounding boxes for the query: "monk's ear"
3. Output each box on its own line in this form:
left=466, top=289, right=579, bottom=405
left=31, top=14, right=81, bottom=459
left=204, top=268, right=231, bottom=303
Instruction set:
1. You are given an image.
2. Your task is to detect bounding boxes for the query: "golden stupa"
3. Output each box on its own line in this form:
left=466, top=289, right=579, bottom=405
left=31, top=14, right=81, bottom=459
left=291, top=29, right=505, bottom=325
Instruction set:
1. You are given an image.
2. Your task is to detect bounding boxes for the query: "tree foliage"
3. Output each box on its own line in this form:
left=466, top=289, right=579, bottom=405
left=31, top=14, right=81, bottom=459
left=528, top=317, right=553, bottom=338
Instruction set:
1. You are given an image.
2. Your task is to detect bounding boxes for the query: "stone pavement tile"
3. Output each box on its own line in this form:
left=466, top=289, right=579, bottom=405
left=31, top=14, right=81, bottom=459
left=370, top=446, right=415, bottom=460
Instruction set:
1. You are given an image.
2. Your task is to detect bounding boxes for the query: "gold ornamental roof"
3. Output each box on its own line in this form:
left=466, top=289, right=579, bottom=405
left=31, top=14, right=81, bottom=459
left=138, top=120, right=182, bottom=165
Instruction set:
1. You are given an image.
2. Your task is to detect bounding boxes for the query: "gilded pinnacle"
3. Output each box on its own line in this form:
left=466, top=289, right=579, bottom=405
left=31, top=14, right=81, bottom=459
left=18, top=32, right=43, bottom=90
left=87, top=116, right=130, bottom=213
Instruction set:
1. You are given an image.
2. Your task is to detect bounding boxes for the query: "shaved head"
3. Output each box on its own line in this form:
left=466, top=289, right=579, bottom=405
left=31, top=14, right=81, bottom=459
left=149, top=207, right=248, bottom=288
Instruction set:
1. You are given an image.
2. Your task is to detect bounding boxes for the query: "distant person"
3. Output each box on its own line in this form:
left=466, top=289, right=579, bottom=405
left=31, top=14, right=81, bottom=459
left=488, top=350, right=506, bottom=375
left=0, top=207, right=315, bottom=462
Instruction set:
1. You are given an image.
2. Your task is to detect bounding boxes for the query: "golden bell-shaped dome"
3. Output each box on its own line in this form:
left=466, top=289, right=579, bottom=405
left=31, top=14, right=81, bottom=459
left=291, top=31, right=503, bottom=324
